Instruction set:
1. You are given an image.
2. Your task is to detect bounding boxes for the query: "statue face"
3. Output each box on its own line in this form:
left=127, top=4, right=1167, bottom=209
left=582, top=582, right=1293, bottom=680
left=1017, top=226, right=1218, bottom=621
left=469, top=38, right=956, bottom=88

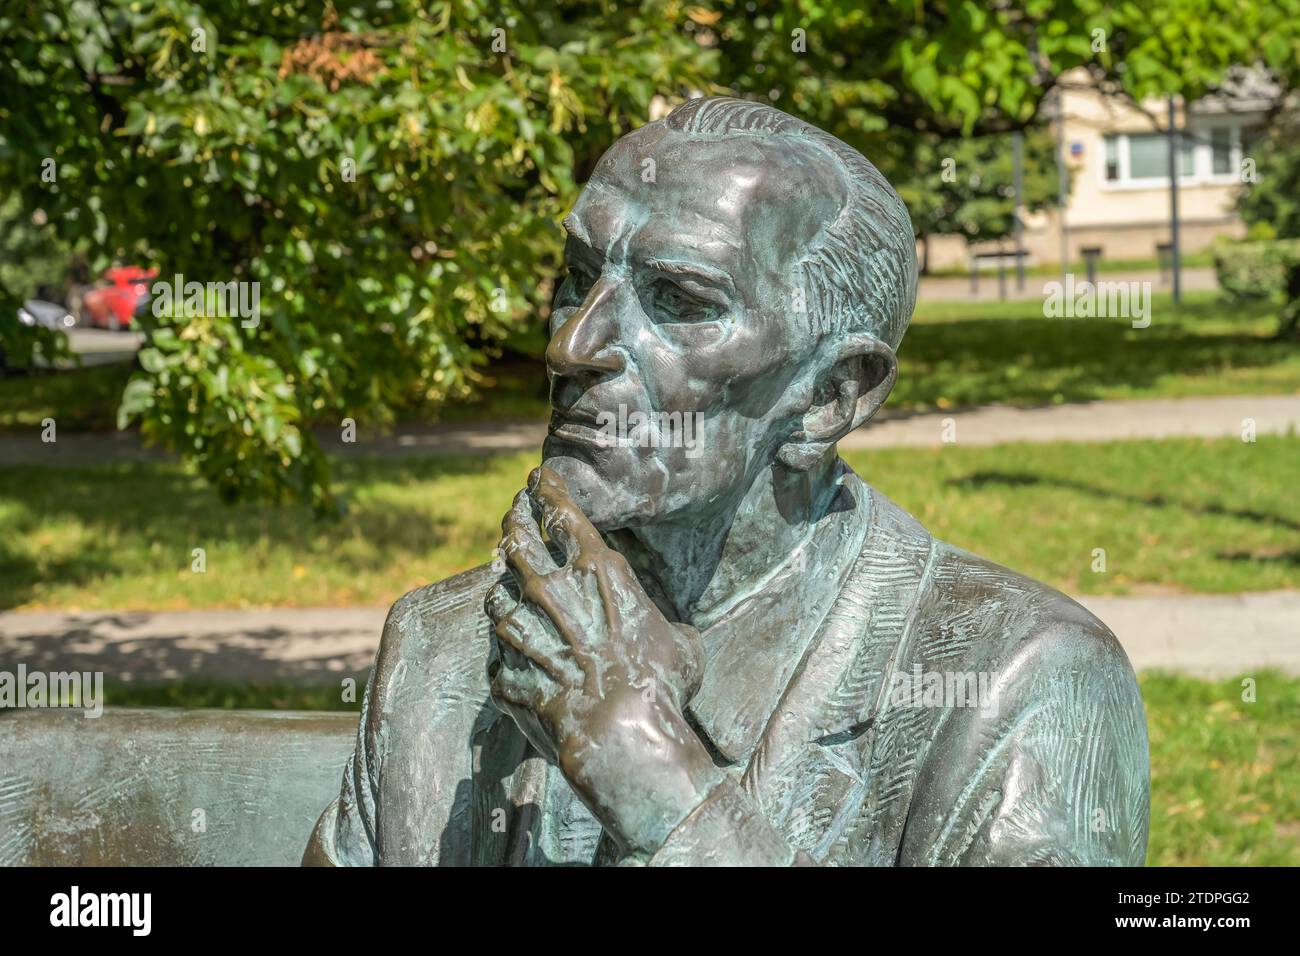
left=541, top=124, right=849, bottom=529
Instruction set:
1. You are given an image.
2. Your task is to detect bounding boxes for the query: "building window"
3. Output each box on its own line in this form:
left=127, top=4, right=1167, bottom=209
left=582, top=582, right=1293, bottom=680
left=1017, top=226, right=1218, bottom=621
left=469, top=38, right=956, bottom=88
left=1101, top=120, right=1257, bottom=187
left=1211, top=127, right=1233, bottom=175
left=1126, top=133, right=1195, bottom=180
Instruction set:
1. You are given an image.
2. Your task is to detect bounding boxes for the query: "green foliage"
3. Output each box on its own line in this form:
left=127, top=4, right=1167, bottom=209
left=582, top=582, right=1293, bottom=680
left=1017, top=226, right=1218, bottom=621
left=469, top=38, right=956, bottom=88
left=1227, top=114, right=1300, bottom=337
left=894, top=128, right=1060, bottom=252
left=1238, top=115, right=1300, bottom=240
left=1, top=0, right=711, bottom=511
left=1213, top=238, right=1300, bottom=303
left=2, top=0, right=1298, bottom=507
left=0, top=195, right=73, bottom=368
left=713, top=0, right=1300, bottom=139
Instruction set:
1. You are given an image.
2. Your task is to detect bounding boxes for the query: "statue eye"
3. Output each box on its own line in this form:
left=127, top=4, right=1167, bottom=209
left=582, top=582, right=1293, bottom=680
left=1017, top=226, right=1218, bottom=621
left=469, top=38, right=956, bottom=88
left=561, top=263, right=597, bottom=303
left=651, top=278, right=719, bottom=324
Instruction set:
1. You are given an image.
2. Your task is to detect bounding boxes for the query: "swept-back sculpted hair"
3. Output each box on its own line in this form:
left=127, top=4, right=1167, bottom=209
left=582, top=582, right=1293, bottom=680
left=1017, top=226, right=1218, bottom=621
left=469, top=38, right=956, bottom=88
left=661, top=96, right=917, bottom=353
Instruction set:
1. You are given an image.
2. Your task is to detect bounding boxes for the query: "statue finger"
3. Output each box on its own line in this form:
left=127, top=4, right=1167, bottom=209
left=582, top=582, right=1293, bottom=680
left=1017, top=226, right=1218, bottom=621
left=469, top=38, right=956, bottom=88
left=484, top=581, right=519, bottom=622
left=515, top=572, right=591, bottom=663
left=500, top=488, right=557, bottom=579
left=530, top=465, right=605, bottom=563
left=494, top=611, right=575, bottom=685
left=490, top=659, right=551, bottom=717
left=490, top=669, right=559, bottom=764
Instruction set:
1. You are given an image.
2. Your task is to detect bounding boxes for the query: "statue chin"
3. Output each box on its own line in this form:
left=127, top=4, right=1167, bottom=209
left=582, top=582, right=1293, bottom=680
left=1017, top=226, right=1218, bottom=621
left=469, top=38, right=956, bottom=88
left=541, top=449, right=628, bottom=530
left=541, top=443, right=664, bottom=532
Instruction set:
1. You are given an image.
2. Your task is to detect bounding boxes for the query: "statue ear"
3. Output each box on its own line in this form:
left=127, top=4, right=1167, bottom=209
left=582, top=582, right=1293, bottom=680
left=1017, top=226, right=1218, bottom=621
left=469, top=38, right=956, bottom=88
left=777, top=334, right=897, bottom=471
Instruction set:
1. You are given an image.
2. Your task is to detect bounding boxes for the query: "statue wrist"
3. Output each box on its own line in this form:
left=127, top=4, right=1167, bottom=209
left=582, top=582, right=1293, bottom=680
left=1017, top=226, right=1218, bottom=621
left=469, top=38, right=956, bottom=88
left=561, top=696, right=724, bottom=855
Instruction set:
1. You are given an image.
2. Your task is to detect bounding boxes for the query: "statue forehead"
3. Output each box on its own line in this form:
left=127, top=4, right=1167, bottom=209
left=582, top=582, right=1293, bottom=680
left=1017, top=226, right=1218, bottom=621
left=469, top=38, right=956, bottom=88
left=568, top=125, right=847, bottom=278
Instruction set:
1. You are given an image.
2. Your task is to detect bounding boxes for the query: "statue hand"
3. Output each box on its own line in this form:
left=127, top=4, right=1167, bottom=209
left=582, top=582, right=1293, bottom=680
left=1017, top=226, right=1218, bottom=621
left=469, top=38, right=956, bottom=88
left=485, top=465, right=721, bottom=855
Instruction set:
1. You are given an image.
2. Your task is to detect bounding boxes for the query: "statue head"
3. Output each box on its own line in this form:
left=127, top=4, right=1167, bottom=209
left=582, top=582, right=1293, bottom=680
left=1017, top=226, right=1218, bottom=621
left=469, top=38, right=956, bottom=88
left=541, top=96, right=917, bottom=529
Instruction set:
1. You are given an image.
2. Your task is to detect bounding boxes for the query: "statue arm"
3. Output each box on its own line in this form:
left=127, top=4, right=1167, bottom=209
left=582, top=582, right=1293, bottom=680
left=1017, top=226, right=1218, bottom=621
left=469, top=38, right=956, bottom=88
left=304, top=573, right=503, bottom=866
left=627, top=774, right=811, bottom=867
left=898, top=620, right=1150, bottom=866
left=302, top=670, right=381, bottom=866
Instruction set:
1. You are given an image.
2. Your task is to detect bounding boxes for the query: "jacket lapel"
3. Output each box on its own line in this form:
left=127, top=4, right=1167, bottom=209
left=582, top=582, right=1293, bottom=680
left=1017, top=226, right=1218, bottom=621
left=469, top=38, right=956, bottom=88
left=742, top=483, right=934, bottom=861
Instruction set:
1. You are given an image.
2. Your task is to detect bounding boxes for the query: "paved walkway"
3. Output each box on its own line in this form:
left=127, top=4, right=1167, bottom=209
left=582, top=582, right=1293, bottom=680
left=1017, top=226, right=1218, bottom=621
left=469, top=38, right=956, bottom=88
left=1075, top=592, right=1300, bottom=678
left=917, top=266, right=1218, bottom=302
left=842, top=394, right=1299, bottom=449
left=2, top=394, right=1296, bottom=467
left=0, top=607, right=384, bottom=685
left=0, top=592, right=1295, bottom=684
left=0, top=420, right=548, bottom=467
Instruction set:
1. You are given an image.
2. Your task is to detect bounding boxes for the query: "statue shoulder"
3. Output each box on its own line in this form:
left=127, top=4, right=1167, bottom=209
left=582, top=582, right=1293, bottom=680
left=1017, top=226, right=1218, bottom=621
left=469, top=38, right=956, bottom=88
left=852, top=483, right=1136, bottom=697
left=306, top=563, right=510, bottom=865
left=369, top=563, right=504, bottom=706
left=924, top=540, right=1133, bottom=680
left=359, top=562, right=507, bottom=791
left=901, top=543, right=1149, bottom=865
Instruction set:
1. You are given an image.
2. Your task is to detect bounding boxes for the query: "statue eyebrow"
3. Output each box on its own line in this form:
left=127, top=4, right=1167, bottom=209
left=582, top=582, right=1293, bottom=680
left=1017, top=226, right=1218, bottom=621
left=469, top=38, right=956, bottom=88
left=644, top=257, right=735, bottom=294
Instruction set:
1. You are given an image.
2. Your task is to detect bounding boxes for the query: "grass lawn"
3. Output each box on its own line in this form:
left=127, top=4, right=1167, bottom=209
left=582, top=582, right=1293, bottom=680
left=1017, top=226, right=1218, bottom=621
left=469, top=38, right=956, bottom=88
left=0, top=362, right=134, bottom=432
left=0, top=435, right=1294, bottom=611
left=1141, top=671, right=1300, bottom=866
left=90, top=670, right=1300, bottom=867
left=2, top=292, right=1297, bottom=434
left=894, top=291, right=1300, bottom=410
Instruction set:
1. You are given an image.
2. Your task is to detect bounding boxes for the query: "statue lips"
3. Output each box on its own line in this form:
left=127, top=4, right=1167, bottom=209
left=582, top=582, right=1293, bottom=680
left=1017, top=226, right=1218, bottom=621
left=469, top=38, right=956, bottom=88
left=548, top=400, right=634, bottom=452
left=548, top=408, right=619, bottom=449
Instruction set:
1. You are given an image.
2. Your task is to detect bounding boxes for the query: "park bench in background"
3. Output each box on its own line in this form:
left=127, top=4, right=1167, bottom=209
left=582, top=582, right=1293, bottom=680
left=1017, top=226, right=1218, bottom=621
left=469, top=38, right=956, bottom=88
left=0, top=708, right=354, bottom=866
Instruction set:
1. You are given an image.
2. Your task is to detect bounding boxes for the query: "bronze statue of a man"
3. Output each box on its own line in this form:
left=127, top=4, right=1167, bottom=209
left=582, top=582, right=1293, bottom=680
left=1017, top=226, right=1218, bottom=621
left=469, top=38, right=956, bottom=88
left=305, top=97, right=1149, bottom=866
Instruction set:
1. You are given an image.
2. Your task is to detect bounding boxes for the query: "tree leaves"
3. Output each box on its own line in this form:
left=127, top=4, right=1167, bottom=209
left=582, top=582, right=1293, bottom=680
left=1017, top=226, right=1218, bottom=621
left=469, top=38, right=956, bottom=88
left=1, top=0, right=1293, bottom=511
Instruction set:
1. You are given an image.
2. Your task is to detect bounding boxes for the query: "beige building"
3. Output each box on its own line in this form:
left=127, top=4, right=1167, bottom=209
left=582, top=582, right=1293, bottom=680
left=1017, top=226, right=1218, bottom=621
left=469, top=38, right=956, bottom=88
left=925, top=70, right=1271, bottom=271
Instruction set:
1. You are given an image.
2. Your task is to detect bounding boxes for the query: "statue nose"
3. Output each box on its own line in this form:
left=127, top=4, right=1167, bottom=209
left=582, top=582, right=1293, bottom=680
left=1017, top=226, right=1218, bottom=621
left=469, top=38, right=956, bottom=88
left=546, top=279, right=625, bottom=378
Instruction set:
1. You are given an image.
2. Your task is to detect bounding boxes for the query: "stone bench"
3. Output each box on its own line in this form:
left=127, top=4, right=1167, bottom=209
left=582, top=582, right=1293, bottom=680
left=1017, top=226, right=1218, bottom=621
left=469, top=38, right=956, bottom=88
left=0, top=707, right=355, bottom=866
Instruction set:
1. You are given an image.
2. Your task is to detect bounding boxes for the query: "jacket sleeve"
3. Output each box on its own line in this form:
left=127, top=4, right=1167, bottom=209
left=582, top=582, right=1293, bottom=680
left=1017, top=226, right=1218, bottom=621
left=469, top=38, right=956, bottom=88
left=631, top=774, right=812, bottom=867
left=303, top=576, right=498, bottom=866
left=302, top=667, right=381, bottom=866
left=898, top=620, right=1150, bottom=866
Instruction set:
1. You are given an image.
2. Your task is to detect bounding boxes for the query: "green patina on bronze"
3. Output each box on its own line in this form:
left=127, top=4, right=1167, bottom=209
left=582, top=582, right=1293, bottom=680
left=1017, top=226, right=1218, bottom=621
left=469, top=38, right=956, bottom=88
left=0, top=708, right=355, bottom=866
left=305, top=98, right=1150, bottom=866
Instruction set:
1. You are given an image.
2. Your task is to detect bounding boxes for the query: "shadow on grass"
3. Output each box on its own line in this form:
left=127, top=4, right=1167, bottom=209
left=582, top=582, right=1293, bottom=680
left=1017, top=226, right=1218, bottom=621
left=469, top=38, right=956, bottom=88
left=0, top=453, right=521, bottom=610
left=0, top=363, right=132, bottom=432
left=0, top=609, right=377, bottom=686
left=894, top=299, right=1293, bottom=409
left=1216, top=549, right=1300, bottom=567
left=949, top=470, right=1300, bottom=534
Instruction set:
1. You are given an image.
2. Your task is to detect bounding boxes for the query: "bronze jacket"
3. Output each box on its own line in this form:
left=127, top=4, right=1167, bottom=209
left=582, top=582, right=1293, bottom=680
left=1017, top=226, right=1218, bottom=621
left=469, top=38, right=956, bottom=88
left=304, top=472, right=1149, bottom=866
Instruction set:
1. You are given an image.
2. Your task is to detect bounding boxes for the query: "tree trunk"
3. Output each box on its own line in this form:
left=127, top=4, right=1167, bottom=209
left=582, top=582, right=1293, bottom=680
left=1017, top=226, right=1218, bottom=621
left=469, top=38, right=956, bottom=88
left=1279, top=263, right=1300, bottom=340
